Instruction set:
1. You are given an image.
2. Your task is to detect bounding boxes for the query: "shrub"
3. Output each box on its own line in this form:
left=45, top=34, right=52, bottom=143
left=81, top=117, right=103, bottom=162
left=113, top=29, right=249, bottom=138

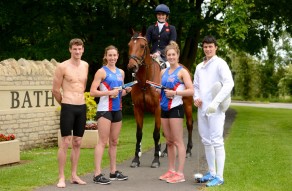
left=84, top=92, right=98, bottom=130
left=84, top=92, right=97, bottom=121
left=0, top=134, right=16, bottom=142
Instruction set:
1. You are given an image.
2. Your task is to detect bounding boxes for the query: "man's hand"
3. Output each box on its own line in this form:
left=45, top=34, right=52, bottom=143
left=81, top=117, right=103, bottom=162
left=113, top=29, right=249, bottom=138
left=194, top=98, right=202, bottom=108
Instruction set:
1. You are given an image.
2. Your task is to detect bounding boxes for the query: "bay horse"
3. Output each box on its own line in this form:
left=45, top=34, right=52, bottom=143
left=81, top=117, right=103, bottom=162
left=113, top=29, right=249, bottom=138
left=127, top=28, right=194, bottom=168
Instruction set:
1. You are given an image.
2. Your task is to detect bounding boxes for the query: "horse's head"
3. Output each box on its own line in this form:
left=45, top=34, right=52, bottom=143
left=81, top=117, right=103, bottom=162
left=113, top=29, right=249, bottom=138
left=127, top=28, right=149, bottom=73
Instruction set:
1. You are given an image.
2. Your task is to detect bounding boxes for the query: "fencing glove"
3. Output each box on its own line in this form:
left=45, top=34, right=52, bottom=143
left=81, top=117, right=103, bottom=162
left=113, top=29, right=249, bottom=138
left=206, top=100, right=220, bottom=115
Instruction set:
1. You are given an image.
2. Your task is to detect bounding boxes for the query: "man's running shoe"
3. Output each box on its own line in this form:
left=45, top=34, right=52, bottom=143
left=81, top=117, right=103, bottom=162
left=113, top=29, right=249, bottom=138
left=206, top=176, right=224, bottom=187
left=109, top=170, right=128, bottom=181
left=93, top=174, right=111, bottom=185
left=199, top=172, right=215, bottom=183
left=166, top=172, right=185, bottom=183
left=159, top=170, right=175, bottom=181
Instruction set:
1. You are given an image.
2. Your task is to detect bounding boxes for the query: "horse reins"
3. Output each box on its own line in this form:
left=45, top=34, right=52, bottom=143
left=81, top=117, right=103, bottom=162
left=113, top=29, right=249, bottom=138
left=129, top=34, right=160, bottom=110
left=129, top=36, right=148, bottom=66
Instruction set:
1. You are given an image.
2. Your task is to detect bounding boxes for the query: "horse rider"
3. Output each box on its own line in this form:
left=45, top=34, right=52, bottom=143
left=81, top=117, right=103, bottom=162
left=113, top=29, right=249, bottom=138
left=146, top=4, right=177, bottom=69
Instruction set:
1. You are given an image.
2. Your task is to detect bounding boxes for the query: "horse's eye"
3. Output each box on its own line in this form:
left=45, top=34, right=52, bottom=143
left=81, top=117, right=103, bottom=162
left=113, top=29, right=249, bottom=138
left=140, top=45, right=145, bottom=49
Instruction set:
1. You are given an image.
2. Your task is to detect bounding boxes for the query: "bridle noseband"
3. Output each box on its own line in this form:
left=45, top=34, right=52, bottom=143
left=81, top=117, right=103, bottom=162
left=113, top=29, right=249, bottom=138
left=129, top=36, right=148, bottom=67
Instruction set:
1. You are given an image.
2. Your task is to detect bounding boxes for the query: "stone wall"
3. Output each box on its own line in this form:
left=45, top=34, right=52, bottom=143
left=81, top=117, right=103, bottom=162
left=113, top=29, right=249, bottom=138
left=0, top=58, right=60, bottom=150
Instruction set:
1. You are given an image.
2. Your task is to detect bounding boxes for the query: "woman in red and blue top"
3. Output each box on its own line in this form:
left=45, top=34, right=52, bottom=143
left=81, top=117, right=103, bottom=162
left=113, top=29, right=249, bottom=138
left=160, top=65, right=184, bottom=111
left=97, top=65, right=123, bottom=111
left=90, top=45, right=131, bottom=185
left=158, top=41, right=194, bottom=184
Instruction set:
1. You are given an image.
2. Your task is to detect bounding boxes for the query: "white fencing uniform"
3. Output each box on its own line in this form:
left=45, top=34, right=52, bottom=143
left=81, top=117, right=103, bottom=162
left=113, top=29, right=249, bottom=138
left=193, top=55, right=234, bottom=179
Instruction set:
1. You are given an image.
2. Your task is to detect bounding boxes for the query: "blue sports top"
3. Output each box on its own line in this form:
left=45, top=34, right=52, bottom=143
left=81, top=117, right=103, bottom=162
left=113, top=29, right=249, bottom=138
left=97, top=66, right=123, bottom=111
left=160, top=66, right=185, bottom=111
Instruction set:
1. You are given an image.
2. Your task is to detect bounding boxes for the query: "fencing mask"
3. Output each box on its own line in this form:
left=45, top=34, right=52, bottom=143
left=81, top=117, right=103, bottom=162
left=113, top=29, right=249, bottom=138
left=211, top=81, right=231, bottom=112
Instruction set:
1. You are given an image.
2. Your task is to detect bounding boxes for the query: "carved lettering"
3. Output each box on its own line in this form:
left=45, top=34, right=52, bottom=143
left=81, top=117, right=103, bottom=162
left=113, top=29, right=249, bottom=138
left=22, top=91, right=33, bottom=108
left=9, top=90, right=56, bottom=109
left=11, top=91, right=20, bottom=108
left=45, top=90, right=55, bottom=106
left=33, top=91, right=43, bottom=107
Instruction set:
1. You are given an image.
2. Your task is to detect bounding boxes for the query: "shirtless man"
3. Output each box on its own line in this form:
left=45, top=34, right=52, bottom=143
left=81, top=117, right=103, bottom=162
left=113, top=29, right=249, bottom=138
left=52, top=38, right=89, bottom=188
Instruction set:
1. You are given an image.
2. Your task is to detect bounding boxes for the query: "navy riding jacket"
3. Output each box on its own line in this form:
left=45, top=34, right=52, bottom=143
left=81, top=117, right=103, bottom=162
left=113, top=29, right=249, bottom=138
left=146, top=22, right=177, bottom=61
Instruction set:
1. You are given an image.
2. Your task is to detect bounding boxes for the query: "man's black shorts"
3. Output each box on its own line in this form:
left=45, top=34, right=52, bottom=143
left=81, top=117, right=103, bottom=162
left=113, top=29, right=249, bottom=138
left=60, top=103, right=86, bottom=137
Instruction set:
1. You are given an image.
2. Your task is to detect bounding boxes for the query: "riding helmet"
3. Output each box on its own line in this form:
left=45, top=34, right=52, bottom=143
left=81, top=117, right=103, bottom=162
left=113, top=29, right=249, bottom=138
left=155, top=4, right=170, bottom=15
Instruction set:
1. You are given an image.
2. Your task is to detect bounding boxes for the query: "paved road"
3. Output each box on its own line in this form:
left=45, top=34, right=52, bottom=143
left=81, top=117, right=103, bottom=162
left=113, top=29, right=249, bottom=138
left=231, top=101, right=292, bottom=109
left=35, top=124, right=208, bottom=191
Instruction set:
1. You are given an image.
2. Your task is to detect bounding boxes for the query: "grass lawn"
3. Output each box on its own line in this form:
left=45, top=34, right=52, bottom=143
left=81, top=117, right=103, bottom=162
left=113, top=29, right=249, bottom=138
left=0, top=107, right=291, bottom=191
left=0, top=113, right=159, bottom=191
left=210, top=106, right=292, bottom=191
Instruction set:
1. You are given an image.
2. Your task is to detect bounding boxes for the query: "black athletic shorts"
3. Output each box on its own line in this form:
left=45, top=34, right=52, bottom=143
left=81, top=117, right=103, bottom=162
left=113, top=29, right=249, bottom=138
left=60, top=103, right=86, bottom=137
left=96, top=110, right=122, bottom=122
left=161, top=104, right=184, bottom=119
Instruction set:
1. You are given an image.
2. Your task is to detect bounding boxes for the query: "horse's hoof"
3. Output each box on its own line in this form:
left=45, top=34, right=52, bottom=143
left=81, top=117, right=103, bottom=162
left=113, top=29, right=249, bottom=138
left=161, top=152, right=168, bottom=158
left=130, top=162, right=140, bottom=168
left=151, top=162, right=160, bottom=168
left=186, top=152, right=192, bottom=158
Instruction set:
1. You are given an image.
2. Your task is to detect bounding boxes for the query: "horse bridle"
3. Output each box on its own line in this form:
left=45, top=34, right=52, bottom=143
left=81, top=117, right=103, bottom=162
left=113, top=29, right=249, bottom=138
left=129, top=36, right=148, bottom=66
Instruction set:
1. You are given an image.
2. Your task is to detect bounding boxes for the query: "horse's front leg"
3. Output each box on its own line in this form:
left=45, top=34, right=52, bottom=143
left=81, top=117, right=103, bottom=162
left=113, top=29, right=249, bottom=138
left=130, top=109, right=144, bottom=168
left=151, top=109, right=161, bottom=168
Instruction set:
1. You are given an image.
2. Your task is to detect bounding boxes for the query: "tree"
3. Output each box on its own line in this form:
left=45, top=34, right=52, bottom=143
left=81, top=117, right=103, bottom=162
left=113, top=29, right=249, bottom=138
left=278, top=64, right=292, bottom=97
left=0, top=0, right=291, bottom=94
left=229, top=51, right=261, bottom=99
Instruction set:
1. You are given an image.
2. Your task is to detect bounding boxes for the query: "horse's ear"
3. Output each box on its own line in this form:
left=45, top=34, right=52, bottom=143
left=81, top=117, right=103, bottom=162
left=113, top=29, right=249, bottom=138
left=129, top=28, right=135, bottom=36
left=141, top=26, right=147, bottom=36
